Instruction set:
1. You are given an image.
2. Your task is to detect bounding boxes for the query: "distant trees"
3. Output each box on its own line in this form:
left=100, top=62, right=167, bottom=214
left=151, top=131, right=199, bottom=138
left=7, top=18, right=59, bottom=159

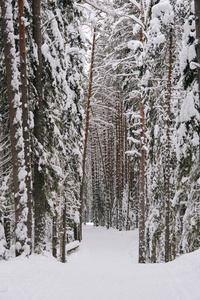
left=80, top=0, right=200, bottom=263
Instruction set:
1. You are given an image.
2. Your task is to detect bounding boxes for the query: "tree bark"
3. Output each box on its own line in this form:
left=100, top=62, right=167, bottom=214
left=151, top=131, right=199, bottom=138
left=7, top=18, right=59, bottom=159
left=118, top=102, right=123, bottom=231
left=115, top=103, right=120, bottom=229
left=107, top=123, right=114, bottom=227
left=138, top=28, right=146, bottom=264
left=4, top=208, right=11, bottom=249
left=18, top=0, right=32, bottom=248
left=60, top=200, right=66, bottom=263
left=165, top=27, right=173, bottom=263
left=194, top=0, right=200, bottom=164
left=1, top=0, right=28, bottom=256
left=91, top=134, right=98, bottom=226
left=32, top=0, right=45, bottom=252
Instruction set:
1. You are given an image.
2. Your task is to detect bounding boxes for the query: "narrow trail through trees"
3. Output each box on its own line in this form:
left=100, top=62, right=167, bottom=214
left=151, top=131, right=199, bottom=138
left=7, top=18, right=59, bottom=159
left=1, top=225, right=200, bottom=300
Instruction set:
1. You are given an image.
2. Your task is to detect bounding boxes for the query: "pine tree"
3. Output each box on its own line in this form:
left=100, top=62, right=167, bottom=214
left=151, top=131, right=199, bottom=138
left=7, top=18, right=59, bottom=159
left=40, top=0, right=85, bottom=255
left=173, top=0, right=200, bottom=254
left=79, top=26, right=96, bottom=240
left=139, top=0, right=175, bottom=262
left=32, top=0, right=45, bottom=252
left=18, top=0, right=32, bottom=249
left=1, top=0, right=30, bottom=256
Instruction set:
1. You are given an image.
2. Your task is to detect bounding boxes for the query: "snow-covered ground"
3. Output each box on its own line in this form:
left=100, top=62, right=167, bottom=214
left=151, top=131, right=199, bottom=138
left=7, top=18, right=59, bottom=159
left=0, top=224, right=200, bottom=300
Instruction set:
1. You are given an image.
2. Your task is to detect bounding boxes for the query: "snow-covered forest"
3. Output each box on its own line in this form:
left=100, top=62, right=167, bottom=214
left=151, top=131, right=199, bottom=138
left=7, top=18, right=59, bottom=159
left=0, top=0, right=199, bottom=275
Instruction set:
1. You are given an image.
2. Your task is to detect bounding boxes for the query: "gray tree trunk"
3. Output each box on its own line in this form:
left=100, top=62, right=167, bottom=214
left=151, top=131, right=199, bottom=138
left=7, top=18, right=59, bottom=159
left=165, top=28, right=173, bottom=263
left=194, top=0, right=200, bottom=163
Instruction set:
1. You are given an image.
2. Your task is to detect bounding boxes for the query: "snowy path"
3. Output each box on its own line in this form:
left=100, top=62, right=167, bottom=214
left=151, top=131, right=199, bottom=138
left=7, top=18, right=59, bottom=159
left=0, top=225, right=200, bottom=300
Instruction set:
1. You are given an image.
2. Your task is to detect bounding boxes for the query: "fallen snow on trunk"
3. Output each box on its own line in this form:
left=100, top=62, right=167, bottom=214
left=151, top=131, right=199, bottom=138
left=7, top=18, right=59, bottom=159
left=0, top=225, right=200, bottom=300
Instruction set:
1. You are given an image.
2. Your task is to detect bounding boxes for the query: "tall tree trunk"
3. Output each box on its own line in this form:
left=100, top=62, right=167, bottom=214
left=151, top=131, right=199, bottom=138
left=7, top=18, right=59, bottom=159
left=102, top=113, right=110, bottom=229
left=125, top=119, right=130, bottom=231
left=90, top=131, right=100, bottom=226
left=194, top=0, right=200, bottom=164
left=118, top=102, right=123, bottom=231
left=79, top=27, right=96, bottom=240
left=107, top=123, right=114, bottom=227
left=18, top=0, right=32, bottom=249
left=138, top=28, right=146, bottom=264
left=32, top=0, right=45, bottom=252
left=115, top=103, right=120, bottom=229
left=165, top=27, right=173, bottom=263
left=90, top=134, right=97, bottom=225
left=126, top=156, right=130, bottom=231
left=1, top=0, right=28, bottom=256
left=107, top=118, right=114, bottom=228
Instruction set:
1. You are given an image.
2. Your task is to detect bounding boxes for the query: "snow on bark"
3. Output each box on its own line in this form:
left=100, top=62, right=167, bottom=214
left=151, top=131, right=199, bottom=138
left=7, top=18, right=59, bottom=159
left=0, top=222, right=7, bottom=258
left=1, top=0, right=29, bottom=256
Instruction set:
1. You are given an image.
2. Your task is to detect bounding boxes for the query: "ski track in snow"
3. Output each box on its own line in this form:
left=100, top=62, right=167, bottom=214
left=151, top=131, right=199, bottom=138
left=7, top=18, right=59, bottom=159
left=0, top=225, right=200, bottom=300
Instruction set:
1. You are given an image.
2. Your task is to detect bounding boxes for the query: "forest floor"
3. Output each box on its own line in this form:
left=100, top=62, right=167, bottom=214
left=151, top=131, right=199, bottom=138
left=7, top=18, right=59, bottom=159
left=0, top=224, right=200, bottom=300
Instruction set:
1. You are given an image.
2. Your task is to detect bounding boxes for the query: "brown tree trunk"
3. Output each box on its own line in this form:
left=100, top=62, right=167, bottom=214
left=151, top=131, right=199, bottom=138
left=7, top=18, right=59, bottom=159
left=79, top=27, right=96, bottom=240
left=1, top=0, right=28, bottom=256
left=60, top=200, right=66, bottom=263
left=18, top=0, right=32, bottom=249
left=32, top=0, right=45, bottom=252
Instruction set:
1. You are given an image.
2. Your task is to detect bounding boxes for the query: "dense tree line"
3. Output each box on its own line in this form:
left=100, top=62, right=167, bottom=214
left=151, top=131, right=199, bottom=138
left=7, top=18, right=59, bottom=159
left=82, top=0, right=200, bottom=263
left=0, top=0, right=85, bottom=261
left=0, top=0, right=199, bottom=264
